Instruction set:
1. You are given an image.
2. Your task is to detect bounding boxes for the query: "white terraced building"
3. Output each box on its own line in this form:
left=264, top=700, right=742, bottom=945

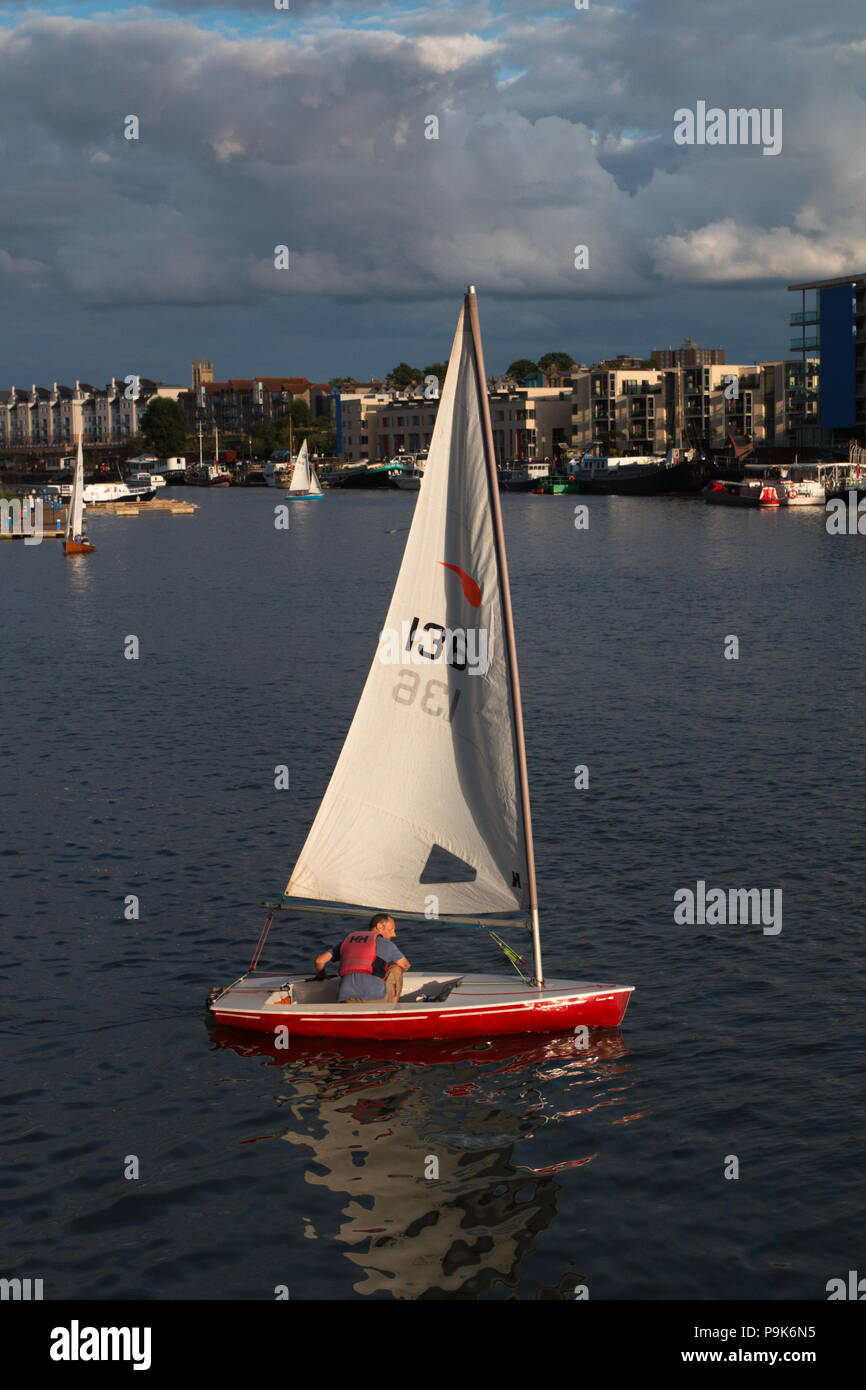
left=0, top=379, right=185, bottom=449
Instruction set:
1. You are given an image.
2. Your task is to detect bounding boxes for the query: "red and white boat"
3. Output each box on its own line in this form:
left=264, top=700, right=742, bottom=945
left=704, top=478, right=786, bottom=507
left=208, top=288, right=634, bottom=1040
left=210, top=972, right=633, bottom=1040
left=63, top=438, right=95, bottom=555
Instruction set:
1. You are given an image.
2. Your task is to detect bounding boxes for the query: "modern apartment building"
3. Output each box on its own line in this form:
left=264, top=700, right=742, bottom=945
left=569, top=364, right=803, bottom=454
left=332, top=390, right=433, bottom=461
left=333, top=385, right=573, bottom=463
left=760, top=358, right=820, bottom=444
left=489, top=388, right=572, bottom=463
left=788, top=272, right=866, bottom=443
left=369, top=396, right=439, bottom=460
left=651, top=338, right=726, bottom=368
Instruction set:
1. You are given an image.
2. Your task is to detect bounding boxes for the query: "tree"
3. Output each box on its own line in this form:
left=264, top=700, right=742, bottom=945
left=423, top=362, right=449, bottom=386
left=250, top=407, right=335, bottom=457
left=388, top=362, right=424, bottom=387
left=119, top=434, right=147, bottom=461
left=539, top=352, right=574, bottom=374
left=141, top=397, right=188, bottom=457
left=506, top=359, right=539, bottom=384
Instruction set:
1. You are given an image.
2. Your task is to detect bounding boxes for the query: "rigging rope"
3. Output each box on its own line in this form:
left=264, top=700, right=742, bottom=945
left=249, top=912, right=275, bottom=972
left=485, top=928, right=533, bottom=985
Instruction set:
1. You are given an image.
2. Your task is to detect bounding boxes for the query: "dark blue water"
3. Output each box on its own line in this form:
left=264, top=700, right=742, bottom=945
left=2, top=489, right=864, bottom=1299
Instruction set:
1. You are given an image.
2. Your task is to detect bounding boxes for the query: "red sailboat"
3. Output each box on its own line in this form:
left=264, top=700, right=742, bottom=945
left=63, top=437, right=94, bottom=555
left=209, top=288, right=634, bottom=1039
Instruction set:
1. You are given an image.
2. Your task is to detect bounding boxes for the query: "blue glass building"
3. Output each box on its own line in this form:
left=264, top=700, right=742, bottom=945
left=787, top=273, right=866, bottom=444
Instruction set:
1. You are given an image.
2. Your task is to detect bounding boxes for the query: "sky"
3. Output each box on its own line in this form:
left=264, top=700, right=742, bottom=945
left=1, top=0, right=865, bottom=387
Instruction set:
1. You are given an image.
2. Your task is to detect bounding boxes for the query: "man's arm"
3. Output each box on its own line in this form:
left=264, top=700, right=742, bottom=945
left=314, top=947, right=334, bottom=976
left=381, top=939, right=410, bottom=971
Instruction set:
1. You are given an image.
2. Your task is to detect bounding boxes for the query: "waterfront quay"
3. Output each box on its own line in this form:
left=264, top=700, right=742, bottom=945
left=1, top=491, right=197, bottom=539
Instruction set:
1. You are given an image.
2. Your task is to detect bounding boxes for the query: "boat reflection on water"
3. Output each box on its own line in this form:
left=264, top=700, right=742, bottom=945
left=209, top=1026, right=638, bottom=1298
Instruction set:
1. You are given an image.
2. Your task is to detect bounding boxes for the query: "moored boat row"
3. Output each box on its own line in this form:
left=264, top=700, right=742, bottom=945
left=531, top=447, right=717, bottom=495
left=706, top=463, right=832, bottom=507
left=334, top=451, right=428, bottom=489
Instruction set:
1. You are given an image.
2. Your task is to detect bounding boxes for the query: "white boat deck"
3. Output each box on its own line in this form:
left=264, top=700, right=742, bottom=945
left=212, top=971, right=634, bottom=1017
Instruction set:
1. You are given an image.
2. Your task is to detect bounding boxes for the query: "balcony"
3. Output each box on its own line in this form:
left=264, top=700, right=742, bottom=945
left=790, top=336, right=820, bottom=351
left=790, top=310, right=819, bottom=325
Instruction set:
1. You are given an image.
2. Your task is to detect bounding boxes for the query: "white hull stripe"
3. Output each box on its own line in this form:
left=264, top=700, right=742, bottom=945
left=216, top=993, right=630, bottom=1022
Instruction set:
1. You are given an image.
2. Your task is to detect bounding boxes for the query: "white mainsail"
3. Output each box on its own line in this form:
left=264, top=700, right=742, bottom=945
left=289, top=438, right=311, bottom=493
left=66, top=437, right=85, bottom=539
left=286, top=295, right=531, bottom=920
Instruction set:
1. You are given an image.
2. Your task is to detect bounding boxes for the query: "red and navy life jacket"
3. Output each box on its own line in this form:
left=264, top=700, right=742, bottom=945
left=338, top=930, right=379, bottom=976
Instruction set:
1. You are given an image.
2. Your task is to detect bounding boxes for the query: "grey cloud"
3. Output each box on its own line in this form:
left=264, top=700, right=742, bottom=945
left=1, top=2, right=864, bottom=384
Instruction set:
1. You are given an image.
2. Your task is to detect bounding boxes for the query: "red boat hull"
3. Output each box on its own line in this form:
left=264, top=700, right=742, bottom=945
left=210, top=973, right=633, bottom=1040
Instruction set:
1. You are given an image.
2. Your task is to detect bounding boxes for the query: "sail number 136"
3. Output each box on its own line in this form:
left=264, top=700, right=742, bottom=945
left=392, top=668, right=461, bottom=722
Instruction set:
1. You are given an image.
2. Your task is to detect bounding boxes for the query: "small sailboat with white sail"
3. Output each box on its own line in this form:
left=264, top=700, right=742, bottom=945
left=284, top=438, right=323, bottom=500
left=209, top=288, right=633, bottom=1039
left=63, top=438, right=94, bottom=555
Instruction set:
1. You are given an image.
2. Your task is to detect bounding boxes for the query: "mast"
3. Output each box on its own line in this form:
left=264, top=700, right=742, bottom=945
left=66, top=435, right=83, bottom=540
left=198, top=423, right=203, bottom=470
left=65, top=441, right=74, bottom=540
left=214, top=426, right=219, bottom=466
left=465, top=286, right=543, bottom=985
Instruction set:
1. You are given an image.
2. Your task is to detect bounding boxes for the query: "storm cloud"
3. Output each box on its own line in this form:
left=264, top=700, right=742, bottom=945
left=1, top=0, right=864, bottom=384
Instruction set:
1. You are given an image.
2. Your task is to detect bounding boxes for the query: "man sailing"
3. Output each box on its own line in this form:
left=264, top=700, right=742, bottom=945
left=315, top=913, right=410, bottom=1003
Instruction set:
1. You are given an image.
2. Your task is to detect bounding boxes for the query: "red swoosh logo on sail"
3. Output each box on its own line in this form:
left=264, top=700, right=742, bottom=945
left=439, top=562, right=482, bottom=607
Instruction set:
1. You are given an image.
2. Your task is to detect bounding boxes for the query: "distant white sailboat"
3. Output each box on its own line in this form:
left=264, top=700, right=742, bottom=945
left=285, top=439, right=323, bottom=500
left=210, top=288, right=633, bottom=1039
left=63, top=437, right=94, bottom=555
